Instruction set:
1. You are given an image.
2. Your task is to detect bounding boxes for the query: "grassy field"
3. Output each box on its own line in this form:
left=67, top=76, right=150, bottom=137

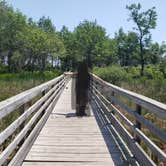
left=0, top=70, right=62, bottom=102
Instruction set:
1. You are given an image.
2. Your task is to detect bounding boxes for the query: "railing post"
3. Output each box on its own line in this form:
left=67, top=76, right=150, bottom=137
left=110, top=91, right=115, bottom=114
left=110, top=91, right=115, bottom=105
left=134, top=104, right=141, bottom=144
left=19, top=104, right=25, bottom=146
left=41, top=90, right=46, bottom=116
left=19, top=104, right=25, bottom=131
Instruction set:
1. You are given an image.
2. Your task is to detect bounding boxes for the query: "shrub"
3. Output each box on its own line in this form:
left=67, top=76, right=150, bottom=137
left=93, top=65, right=131, bottom=85
left=144, top=65, right=164, bottom=80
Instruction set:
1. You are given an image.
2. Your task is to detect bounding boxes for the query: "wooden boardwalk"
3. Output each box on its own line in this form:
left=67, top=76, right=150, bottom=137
left=22, top=79, right=116, bottom=166
left=1, top=73, right=165, bottom=165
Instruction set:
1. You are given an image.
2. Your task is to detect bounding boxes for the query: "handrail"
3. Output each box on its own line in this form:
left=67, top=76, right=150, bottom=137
left=90, top=74, right=166, bottom=166
left=91, top=74, right=166, bottom=119
left=0, top=74, right=67, bottom=165
left=0, top=74, right=64, bottom=119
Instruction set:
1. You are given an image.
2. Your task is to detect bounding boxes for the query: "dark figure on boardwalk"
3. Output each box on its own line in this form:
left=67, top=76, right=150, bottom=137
left=76, top=61, right=90, bottom=116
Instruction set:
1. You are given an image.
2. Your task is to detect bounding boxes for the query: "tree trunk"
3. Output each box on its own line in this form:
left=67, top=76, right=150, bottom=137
left=52, top=56, right=54, bottom=69
left=42, top=55, right=46, bottom=71
left=139, top=39, right=144, bottom=76
left=8, top=50, right=13, bottom=72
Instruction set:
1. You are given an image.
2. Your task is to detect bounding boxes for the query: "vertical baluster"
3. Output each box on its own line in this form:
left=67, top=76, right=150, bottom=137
left=41, top=90, right=46, bottom=116
left=134, top=104, right=141, bottom=144
left=110, top=91, right=115, bottom=114
left=19, top=104, right=25, bottom=146
left=19, top=104, right=25, bottom=132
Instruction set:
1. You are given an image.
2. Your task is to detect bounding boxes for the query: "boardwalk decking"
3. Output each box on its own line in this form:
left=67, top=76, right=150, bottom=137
left=1, top=74, right=165, bottom=165
left=22, top=79, right=116, bottom=166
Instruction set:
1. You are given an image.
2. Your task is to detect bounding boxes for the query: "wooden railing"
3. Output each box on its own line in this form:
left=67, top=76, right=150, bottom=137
left=90, top=74, right=166, bottom=166
left=0, top=73, right=165, bottom=165
left=0, top=74, right=66, bottom=165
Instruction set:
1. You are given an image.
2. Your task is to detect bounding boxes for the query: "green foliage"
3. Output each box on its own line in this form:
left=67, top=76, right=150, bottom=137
left=0, top=70, right=62, bottom=101
left=0, top=1, right=65, bottom=72
left=93, top=65, right=130, bottom=85
left=38, top=16, right=55, bottom=33
left=74, top=20, right=107, bottom=68
left=159, top=57, right=166, bottom=77
left=93, top=65, right=166, bottom=103
left=126, top=3, right=157, bottom=76
left=115, top=28, right=139, bottom=66
left=0, top=1, right=164, bottom=77
left=0, top=70, right=61, bottom=81
left=144, top=65, right=163, bottom=79
left=59, top=26, right=78, bottom=70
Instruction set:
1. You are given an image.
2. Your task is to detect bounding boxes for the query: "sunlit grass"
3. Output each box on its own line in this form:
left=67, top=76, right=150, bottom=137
left=0, top=70, right=62, bottom=101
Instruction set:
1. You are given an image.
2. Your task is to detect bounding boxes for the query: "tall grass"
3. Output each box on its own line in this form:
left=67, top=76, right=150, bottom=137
left=0, top=70, right=62, bottom=101
left=93, top=65, right=166, bottom=103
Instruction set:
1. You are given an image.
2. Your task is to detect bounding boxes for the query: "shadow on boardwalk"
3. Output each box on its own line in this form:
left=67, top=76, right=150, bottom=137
left=90, top=98, right=135, bottom=166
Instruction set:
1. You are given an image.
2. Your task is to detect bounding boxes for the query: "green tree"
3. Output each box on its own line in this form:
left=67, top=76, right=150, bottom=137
left=74, top=20, right=107, bottom=68
left=0, top=1, right=65, bottom=72
left=160, top=41, right=166, bottom=57
left=38, top=16, right=55, bottom=33
left=148, top=42, right=160, bottom=64
left=115, top=28, right=127, bottom=66
left=0, top=1, right=26, bottom=71
left=115, top=28, right=139, bottom=66
left=126, top=3, right=157, bottom=75
left=59, top=26, right=78, bottom=70
left=97, top=38, right=118, bottom=66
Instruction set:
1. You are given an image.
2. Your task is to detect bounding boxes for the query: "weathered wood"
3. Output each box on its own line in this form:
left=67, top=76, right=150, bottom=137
left=0, top=75, right=64, bottom=119
left=92, top=93, right=155, bottom=166
left=90, top=95, right=138, bottom=165
left=0, top=80, right=64, bottom=145
left=95, top=91, right=166, bottom=163
left=22, top=162, right=114, bottom=166
left=0, top=82, right=65, bottom=165
left=92, top=74, right=166, bottom=119
left=21, top=80, right=115, bottom=166
left=134, top=105, right=141, bottom=143
left=1, top=73, right=165, bottom=166
left=92, top=82, right=166, bottom=164
left=112, top=96, right=166, bottom=142
left=92, top=78, right=166, bottom=143
left=9, top=84, right=65, bottom=166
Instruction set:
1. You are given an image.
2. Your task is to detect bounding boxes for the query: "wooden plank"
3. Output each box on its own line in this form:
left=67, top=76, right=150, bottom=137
left=30, top=146, right=109, bottom=153
left=8, top=83, right=65, bottom=166
left=24, top=157, right=112, bottom=162
left=21, top=79, right=115, bottom=166
left=112, top=96, right=166, bottom=142
left=0, top=75, right=64, bottom=119
left=92, top=84, right=166, bottom=164
left=22, top=161, right=113, bottom=166
left=92, top=74, right=166, bottom=119
left=0, top=83, right=65, bottom=165
left=0, top=81, right=64, bottom=145
left=93, top=92, right=155, bottom=166
left=90, top=94, right=138, bottom=165
left=95, top=92, right=166, bottom=163
left=26, top=153, right=111, bottom=158
left=32, top=137, right=104, bottom=141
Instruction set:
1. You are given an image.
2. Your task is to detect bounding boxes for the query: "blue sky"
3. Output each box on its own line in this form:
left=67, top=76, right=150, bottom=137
left=6, top=0, right=166, bottom=44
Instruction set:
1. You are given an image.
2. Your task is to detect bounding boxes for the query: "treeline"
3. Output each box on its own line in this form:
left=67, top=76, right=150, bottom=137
left=0, top=1, right=166, bottom=75
left=0, top=1, right=65, bottom=72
